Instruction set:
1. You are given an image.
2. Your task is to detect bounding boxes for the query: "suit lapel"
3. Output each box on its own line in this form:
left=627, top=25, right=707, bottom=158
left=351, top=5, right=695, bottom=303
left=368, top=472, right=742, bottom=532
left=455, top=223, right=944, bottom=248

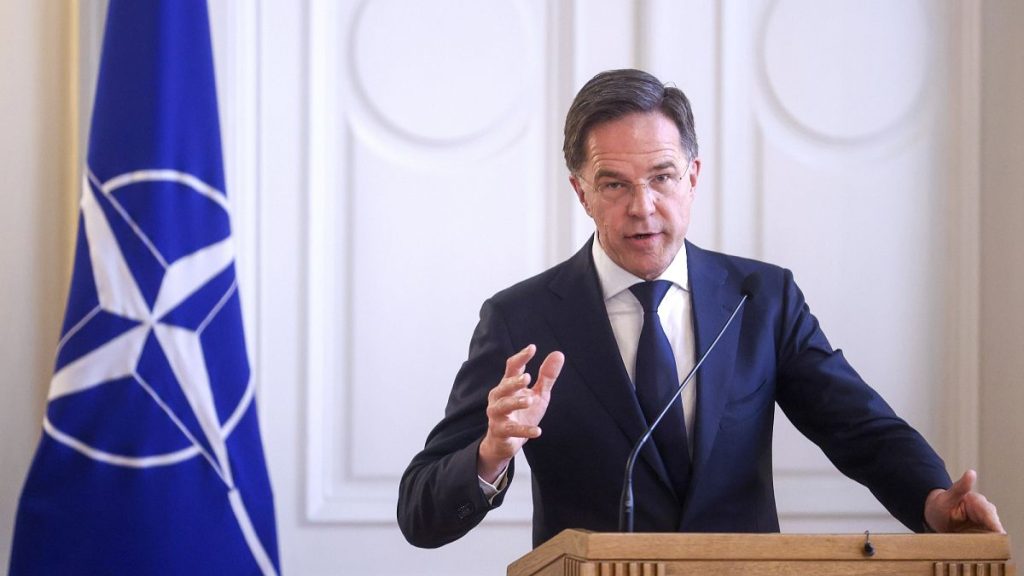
left=546, top=237, right=676, bottom=496
left=685, top=242, right=744, bottom=493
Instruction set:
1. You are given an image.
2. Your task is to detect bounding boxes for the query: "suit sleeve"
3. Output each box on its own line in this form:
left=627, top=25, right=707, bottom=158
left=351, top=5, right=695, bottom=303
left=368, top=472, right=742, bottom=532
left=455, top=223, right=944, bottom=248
left=772, top=268, right=952, bottom=531
left=397, top=299, right=518, bottom=548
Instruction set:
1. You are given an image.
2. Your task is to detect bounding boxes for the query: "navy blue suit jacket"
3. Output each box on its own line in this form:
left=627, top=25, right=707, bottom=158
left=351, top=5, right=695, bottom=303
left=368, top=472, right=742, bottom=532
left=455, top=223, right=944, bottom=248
left=398, top=239, right=951, bottom=548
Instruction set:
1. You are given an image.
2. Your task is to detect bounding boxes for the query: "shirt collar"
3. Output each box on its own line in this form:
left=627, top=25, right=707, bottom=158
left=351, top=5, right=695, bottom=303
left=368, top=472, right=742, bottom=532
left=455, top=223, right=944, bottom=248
left=591, top=233, right=690, bottom=301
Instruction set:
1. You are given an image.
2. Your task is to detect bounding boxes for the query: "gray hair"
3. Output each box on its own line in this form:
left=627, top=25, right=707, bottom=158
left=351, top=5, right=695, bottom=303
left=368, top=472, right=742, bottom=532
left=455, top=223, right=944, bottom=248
left=563, top=69, right=698, bottom=173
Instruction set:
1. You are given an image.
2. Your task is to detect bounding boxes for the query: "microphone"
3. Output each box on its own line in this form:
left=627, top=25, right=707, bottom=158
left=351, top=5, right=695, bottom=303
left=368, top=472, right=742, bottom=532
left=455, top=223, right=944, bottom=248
left=618, top=272, right=762, bottom=532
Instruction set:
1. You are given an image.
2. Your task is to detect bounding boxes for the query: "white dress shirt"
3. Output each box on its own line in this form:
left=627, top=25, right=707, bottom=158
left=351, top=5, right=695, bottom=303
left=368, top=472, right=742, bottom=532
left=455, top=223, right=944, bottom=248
left=590, top=236, right=697, bottom=454
left=479, top=237, right=697, bottom=500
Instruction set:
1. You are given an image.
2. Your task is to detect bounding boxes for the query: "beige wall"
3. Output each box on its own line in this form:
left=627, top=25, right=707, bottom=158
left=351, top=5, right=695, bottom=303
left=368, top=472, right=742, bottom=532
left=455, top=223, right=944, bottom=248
left=0, top=1, right=75, bottom=564
left=981, top=0, right=1024, bottom=564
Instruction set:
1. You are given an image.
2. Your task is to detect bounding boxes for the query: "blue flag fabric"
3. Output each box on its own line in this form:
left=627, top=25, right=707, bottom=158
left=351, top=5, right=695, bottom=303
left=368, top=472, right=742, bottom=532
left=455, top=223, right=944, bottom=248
left=9, top=1, right=280, bottom=574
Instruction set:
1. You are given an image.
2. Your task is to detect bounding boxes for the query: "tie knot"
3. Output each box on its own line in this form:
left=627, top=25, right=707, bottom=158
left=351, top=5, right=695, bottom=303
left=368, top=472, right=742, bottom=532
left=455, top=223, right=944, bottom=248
left=629, top=280, right=673, bottom=312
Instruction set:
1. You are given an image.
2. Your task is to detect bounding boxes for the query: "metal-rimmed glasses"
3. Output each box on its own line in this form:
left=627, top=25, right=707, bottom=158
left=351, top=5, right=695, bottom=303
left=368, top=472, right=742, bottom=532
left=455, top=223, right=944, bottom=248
left=578, top=161, right=693, bottom=204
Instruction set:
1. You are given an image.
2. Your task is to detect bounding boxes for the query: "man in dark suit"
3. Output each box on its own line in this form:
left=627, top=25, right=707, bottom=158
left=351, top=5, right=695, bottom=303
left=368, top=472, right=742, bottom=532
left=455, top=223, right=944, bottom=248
left=397, top=69, right=1003, bottom=548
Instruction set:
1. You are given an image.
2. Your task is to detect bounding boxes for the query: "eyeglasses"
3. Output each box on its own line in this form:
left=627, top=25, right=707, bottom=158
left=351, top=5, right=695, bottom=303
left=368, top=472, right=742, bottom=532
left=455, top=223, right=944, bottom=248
left=578, top=162, right=692, bottom=204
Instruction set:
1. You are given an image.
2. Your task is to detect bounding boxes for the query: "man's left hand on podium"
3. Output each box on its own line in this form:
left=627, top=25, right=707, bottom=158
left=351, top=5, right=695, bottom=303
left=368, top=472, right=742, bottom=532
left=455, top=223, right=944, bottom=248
left=924, top=469, right=1005, bottom=533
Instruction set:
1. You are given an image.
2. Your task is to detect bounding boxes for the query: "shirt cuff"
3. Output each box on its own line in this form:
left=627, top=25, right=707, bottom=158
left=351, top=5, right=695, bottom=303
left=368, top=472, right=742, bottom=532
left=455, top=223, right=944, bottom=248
left=477, top=464, right=510, bottom=505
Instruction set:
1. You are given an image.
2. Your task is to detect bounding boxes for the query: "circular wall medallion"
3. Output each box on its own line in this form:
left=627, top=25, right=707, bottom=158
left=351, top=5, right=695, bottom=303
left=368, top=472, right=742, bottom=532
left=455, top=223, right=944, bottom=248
left=762, top=0, right=930, bottom=142
left=352, top=0, right=529, bottom=144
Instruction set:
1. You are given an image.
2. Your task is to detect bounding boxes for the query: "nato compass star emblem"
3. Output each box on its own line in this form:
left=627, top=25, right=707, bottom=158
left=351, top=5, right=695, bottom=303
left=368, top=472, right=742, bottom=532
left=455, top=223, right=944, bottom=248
left=43, top=168, right=276, bottom=573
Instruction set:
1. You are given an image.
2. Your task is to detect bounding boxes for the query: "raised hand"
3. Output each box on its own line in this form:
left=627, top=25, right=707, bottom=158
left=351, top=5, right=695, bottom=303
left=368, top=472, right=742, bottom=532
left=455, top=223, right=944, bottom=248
left=477, top=345, right=564, bottom=483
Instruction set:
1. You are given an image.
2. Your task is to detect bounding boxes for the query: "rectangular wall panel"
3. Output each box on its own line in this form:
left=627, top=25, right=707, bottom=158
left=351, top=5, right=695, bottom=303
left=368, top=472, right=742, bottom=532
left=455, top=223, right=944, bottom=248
left=717, top=0, right=954, bottom=530
left=305, top=0, right=557, bottom=523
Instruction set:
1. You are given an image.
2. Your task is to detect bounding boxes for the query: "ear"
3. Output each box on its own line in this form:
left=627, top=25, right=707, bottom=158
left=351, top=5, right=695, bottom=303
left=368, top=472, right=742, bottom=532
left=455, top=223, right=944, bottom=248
left=688, top=158, right=702, bottom=190
left=569, top=175, right=593, bottom=216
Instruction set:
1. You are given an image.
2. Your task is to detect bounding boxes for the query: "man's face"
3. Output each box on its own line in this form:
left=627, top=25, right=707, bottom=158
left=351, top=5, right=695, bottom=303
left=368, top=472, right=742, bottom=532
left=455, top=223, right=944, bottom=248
left=570, top=111, right=700, bottom=280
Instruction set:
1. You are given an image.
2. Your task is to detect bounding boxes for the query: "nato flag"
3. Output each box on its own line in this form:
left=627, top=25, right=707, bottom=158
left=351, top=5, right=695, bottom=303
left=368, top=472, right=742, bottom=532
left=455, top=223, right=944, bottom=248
left=9, top=1, right=280, bottom=574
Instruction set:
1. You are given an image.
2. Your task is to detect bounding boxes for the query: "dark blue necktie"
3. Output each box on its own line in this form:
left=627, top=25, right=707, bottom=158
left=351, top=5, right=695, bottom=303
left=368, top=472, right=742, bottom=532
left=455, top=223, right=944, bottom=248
left=629, top=280, right=691, bottom=501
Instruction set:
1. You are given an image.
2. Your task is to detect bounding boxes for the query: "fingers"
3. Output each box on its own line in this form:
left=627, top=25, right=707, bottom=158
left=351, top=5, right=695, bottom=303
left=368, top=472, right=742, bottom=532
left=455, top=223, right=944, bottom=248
left=503, top=344, right=536, bottom=379
left=491, top=420, right=542, bottom=440
left=960, top=471, right=1006, bottom=534
left=964, top=491, right=1006, bottom=534
left=949, top=469, right=977, bottom=498
left=486, top=346, right=541, bottom=440
left=490, top=346, right=565, bottom=403
left=479, top=346, right=544, bottom=476
left=486, top=387, right=535, bottom=420
left=927, top=470, right=1006, bottom=534
left=535, top=351, right=565, bottom=397
left=485, top=345, right=539, bottom=417
left=488, top=371, right=532, bottom=405
left=481, top=380, right=541, bottom=466
left=485, top=347, right=564, bottom=432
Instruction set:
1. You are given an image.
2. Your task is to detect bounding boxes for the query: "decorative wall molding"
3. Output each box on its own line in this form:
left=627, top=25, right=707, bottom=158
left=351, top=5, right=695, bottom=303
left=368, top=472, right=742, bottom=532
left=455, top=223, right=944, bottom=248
left=348, top=1, right=533, bottom=148
left=305, top=0, right=348, bottom=523
left=752, top=0, right=939, bottom=171
left=544, top=0, right=583, bottom=264
left=941, top=0, right=981, bottom=477
left=304, top=0, right=560, bottom=523
left=717, top=0, right=760, bottom=259
left=757, top=0, right=933, bottom=147
left=724, top=0, right=960, bottom=529
left=209, top=1, right=262, bottom=393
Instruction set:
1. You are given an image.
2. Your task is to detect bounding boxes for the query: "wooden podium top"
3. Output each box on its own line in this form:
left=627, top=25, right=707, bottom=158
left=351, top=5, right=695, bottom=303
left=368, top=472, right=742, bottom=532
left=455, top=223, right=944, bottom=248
left=508, top=530, right=1014, bottom=576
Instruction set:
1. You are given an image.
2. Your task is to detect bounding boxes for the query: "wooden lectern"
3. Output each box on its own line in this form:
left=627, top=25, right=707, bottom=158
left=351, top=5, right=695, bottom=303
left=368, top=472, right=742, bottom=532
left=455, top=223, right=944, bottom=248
left=507, top=529, right=1014, bottom=576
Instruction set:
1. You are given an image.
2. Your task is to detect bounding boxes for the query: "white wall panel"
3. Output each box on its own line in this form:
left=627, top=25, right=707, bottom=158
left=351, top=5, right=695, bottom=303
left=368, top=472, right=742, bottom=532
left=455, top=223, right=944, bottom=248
left=306, top=0, right=553, bottom=524
left=640, top=0, right=721, bottom=250
left=731, top=0, right=955, bottom=530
